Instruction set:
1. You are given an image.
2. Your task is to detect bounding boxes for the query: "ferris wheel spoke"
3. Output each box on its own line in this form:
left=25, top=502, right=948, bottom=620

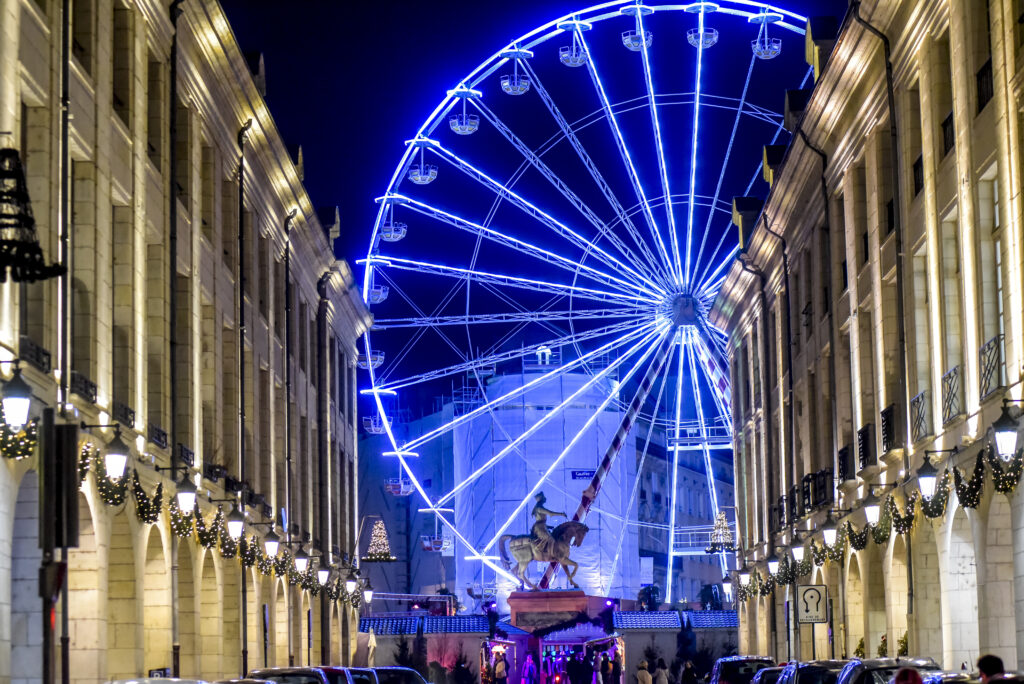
left=691, top=327, right=733, bottom=430
left=426, top=144, right=663, bottom=293
left=399, top=321, right=658, bottom=450
left=574, top=28, right=677, bottom=286
left=372, top=306, right=645, bottom=330
left=434, top=324, right=665, bottom=509
left=693, top=55, right=756, bottom=285
left=683, top=7, right=710, bottom=289
left=392, top=194, right=660, bottom=299
left=684, top=329, right=727, bottom=575
left=481, top=324, right=673, bottom=553
left=375, top=318, right=650, bottom=393
left=635, top=10, right=683, bottom=287
left=518, top=59, right=667, bottom=287
left=602, top=335, right=674, bottom=595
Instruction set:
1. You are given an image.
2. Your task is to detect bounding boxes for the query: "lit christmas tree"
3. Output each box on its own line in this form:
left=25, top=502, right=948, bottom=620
left=363, top=519, right=397, bottom=562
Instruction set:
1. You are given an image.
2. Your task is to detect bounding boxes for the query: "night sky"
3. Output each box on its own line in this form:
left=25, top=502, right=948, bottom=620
left=219, top=0, right=849, bottom=266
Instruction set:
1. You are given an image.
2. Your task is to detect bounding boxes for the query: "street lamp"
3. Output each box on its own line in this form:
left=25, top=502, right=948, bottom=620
left=294, top=545, right=310, bottom=573
left=863, top=488, right=882, bottom=526
left=766, top=552, right=780, bottom=576
left=175, top=472, right=197, bottom=512
left=225, top=503, right=245, bottom=540
left=722, top=574, right=733, bottom=603
left=345, top=568, right=358, bottom=595
left=791, top=541, right=805, bottom=563
left=993, top=400, right=1023, bottom=462
left=2, top=363, right=32, bottom=429
left=822, top=511, right=838, bottom=547
left=263, top=527, right=280, bottom=557
left=738, top=568, right=751, bottom=586
left=362, top=578, right=374, bottom=605
left=82, top=423, right=131, bottom=480
left=917, top=453, right=940, bottom=499
left=317, top=562, right=331, bottom=586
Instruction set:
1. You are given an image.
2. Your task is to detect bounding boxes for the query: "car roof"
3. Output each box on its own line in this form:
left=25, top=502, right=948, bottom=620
left=250, top=668, right=348, bottom=675
left=720, top=657, right=777, bottom=664
left=851, top=659, right=940, bottom=670
left=109, top=680, right=210, bottom=684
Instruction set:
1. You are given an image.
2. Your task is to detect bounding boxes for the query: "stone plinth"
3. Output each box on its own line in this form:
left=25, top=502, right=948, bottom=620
left=507, top=590, right=589, bottom=632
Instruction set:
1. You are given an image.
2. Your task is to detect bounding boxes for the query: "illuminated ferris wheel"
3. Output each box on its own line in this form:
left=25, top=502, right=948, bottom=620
left=360, top=0, right=809, bottom=601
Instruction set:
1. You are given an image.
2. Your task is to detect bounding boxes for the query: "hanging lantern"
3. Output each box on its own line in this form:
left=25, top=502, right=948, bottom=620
left=363, top=519, right=397, bottom=562
left=0, top=149, right=65, bottom=283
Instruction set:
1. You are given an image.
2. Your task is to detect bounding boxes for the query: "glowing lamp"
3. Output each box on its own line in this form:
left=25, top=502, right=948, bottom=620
left=994, top=401, right=1020, bottom=462
left=822, top=513, right=838, bottom=547
left=722, top=575, right=733, bottom=602
left=863, top=489, right=881, bottom=526
left=738, top=570, right=751, bottom=587
left=791, top=545, right=805, bottom=563
left=175, top=474, right=197, bottom=512
left=317, top=565, right=331, bottom=586
left=345, top=568, right=358, bottom=595
left=226, top=503, right=245, bottom=540
left=294, top=546, right=309, bottom=573
left=104, top=428, right=131, bottom=481
left=766, top=553, right=779, bottom=575
left=2, top=365, right=32, bottom=429
left=263, top=528, right=280, bottom=557
left=917, top=454, right=939, bottom=499
left=363, top=578, right=374, bottom=605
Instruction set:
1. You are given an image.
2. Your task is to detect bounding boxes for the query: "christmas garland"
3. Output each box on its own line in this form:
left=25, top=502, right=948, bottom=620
left=78, top=444, right=97, bottom=484
left=274, top=550, right=293, bottom=577
left=986, top=444, right=1024, bottom=494
left=217, top=513, right=237, bottom=558
left=920, top=470, right=951, bottom=518
left=97, top=467, right=128, bottom=506
left=169, top=500, right=194, bottom=538
left=846, top=521, right=869, bottom=551
left=257, top=549, right=275, bottom=576
left=871, top=499, right=893, bottom=545
left=241, top=535, right=261, bottom=568
left=196, top=508, right=221, bottom=548
left=0, top=410, right=39, bottom=460
left=954, top=451, right=984, bottom=509
left=892, top=493, right=917, bottom=535
left=132, top=471, right=163, bottom=524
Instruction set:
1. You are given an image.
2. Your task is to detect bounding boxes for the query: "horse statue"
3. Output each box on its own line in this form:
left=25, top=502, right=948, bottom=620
left=499, top=520, right=589, bottom=591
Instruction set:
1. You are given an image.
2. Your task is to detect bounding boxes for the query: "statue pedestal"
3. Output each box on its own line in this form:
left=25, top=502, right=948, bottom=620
left=507, top=590, right=589, bottom=632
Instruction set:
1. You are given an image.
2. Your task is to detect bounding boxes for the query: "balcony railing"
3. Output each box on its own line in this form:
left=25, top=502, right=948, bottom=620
left=112, top=401, right=135, bottom=429
left=801, top=474, right=813, bottom=512
left=977, top=58, right=993, bottom=112
left=70, top=371, right=97, bottom=404
left=910, top=390, right=930, bottom=443
left=19, top=335, right=51, bottom=373
left=813, top=468, right=834, bottom=507
left=880, top=404, right=898, bottom=454
left=857, top=423, right=875, bottom=471
left=942, top=365, right=964, bottom=425
left=838, top=444, right=854, bottom=482
left=979, top=334, right=1005, bottom=400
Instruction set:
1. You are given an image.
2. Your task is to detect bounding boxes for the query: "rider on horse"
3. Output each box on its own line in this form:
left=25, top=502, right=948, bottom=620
left=530, top=492, right=567, bottom=557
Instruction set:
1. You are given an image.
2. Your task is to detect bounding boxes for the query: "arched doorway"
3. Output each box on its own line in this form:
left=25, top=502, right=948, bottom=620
left=274, top=578, right=289, bottom=666
left=11, top=471, right=42, bottom=684
left=910, top=516, right=943, bottom=661
left=178, top=538, right=198, bottom=675
left=68, top=489, right=105, bottom=683
left=886, top=535, right=909, bottom=653
left=143, top=525, right=172, bottom=672
left=299, top=592, right=312, bottom=665
left=845, top=552, right=865, bottom=658
left=979, top=494, right=1016, bottom=663
left=942, top=504, right=979, bottom=669
left=755, top=595, right=771, bottom=657
left=863, top=542, right=886, bottom=655
left=198, top=548, right=223, bottom=677
left=107, top=509, right=138, bottom=678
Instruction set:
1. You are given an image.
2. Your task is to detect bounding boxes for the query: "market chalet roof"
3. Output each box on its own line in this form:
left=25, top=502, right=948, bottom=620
left=359, top=615, right=528, bottom=636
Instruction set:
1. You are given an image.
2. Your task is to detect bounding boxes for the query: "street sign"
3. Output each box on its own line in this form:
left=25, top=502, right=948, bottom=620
left=797, top=585, right=828, bottom=623
left=640, top=556, right=654, bottom=585
left=571, top=469, right=596, bottom=480
left=148, top=668, right=171, bottom=678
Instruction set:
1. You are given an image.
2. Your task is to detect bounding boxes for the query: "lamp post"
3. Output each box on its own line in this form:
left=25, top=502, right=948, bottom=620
left=863, top=489, right=882, bottom=527
left=993, top=399, right=1024, bottom=462
left=917, top=453, right=940, bottom=499
left=821, top=511, right=838, bottom=548
left=1, top=362, right=33, bottom=429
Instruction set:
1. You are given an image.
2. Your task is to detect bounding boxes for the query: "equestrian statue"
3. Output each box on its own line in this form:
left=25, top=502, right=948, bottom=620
left=499, top=492, right=589, bottom=591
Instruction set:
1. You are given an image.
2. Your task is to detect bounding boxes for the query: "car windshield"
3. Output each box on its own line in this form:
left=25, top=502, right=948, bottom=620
left=377, top=671, right=428, bottom=684
left=721, top=662, right=775, bottom=684
left=349, top=672, right=374, bottom=684
left=756, top=671, right=781, bottom=684
left=870, top=667, right=942, bottom=684
left=797, top=665, right=847, bottom=684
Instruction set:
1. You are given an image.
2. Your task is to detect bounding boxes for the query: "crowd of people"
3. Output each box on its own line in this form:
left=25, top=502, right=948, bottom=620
left=489, top=648, right=703, bottom=684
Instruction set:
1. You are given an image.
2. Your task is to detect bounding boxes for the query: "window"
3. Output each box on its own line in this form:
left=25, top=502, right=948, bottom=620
left=146, top=53, right=163, bottom=166
left=885, top=199, right=895, bottom=235
left=112, top=3, right=131, bottom=125
left=977, top=59, right=994, bottom=112
left=840, top=259, right=848, bottom=291
left=912, top=155, right=924, bottom=196
left=72, top=0, right=94, bottom=75
left=941, top=111, right=955, bottom=157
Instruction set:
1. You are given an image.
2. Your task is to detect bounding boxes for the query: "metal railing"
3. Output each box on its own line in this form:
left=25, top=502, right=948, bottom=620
left=880, top=404, right=898, bottom=454
left=979, top=334, right=1005, bottom=400
left=911, top=390, right=930, bottom=442
left=857, top=423, right=875, bottom=470
left=838, top=444, right=854, bottom=482
left=942, top=365, right=963, bottom=425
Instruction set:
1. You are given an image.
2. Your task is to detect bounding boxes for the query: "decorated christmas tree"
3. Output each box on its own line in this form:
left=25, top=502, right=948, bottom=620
left=363, top=519, right=397, bottom=562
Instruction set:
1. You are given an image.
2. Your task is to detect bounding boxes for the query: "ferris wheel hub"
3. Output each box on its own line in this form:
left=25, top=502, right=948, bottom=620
left=666, top=294, right=702, bottom=328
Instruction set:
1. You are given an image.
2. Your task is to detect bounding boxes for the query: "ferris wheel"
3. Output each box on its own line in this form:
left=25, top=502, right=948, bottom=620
left=360, top=0, right=809, bottom=602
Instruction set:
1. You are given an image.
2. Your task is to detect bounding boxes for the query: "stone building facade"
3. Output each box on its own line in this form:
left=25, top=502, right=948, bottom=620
left=0, top=0, right=370, bottom=680
left=711, top=0, right=1024, bottom=669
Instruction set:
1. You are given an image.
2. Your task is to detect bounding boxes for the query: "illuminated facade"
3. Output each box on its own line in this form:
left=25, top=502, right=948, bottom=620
left=712, top=0, right=1024, bottom=667
left=0, top=0, right=370, bottom=680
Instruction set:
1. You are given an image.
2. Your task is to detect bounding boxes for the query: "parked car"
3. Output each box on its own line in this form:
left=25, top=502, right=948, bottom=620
left=352, top=668, right=429, bottom=684
left=214, top=680, right=274, bottom=684
left=836, top=658, right=942, bottom=684
left=710, top=656, right=777, bottom=684
left=752, top=667, right=786, bottom=684
left=776, top=660, right=850, bottom=684
left=249, top=667, right=354, bottom=684
left=922, top=673, right=980, bottom=684
left=108, top=680, right=210, bottom=684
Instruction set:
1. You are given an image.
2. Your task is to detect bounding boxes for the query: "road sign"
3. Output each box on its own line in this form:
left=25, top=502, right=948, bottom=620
left=571, top=469, right=596, bottom=480
left=797, top=585, right=828, bottom=623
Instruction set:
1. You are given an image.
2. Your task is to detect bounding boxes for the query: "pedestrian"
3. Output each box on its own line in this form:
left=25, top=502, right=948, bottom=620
left=494, top=651, right=509, bottom=684
left=522, top=654, right=539, bottom=684
left=602, top=654, right=613, bottom=684
left=978, top=655, right=1005, bottom=684
left=613, top=652, right=623, bottom=684
left=636, top=662, right=653, bottom=684
left=893, top=669, right=923, bottom=684
left=653, top=659, right=669, bottom=684
left=680, top=661, right=698, bottom=684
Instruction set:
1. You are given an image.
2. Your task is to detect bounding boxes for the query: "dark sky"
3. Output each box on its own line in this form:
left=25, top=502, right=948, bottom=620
left=219, top=0, right=848, bottom=266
